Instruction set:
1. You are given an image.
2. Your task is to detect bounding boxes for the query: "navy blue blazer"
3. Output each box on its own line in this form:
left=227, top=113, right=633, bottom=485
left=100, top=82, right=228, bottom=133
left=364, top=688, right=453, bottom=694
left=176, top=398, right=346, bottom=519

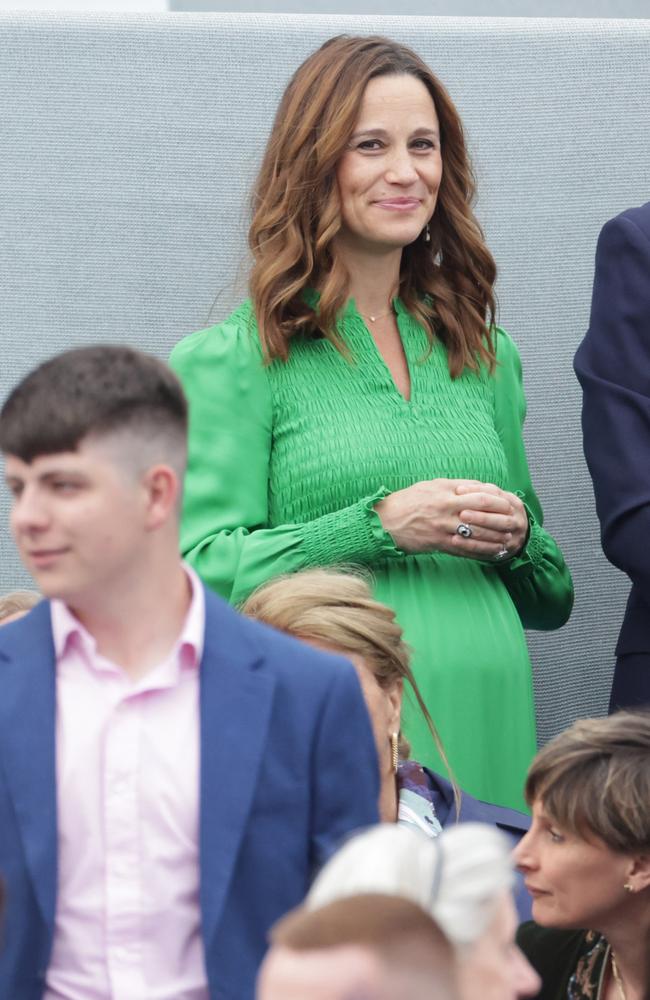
left=0, top=586, right=380, bottom=1000
left=574, top=201, right=650, bottom=705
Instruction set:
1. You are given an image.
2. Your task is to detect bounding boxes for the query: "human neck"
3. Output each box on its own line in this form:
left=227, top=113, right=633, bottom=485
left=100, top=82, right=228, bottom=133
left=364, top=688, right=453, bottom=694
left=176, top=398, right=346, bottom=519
left=602, top=908, right=650, bottom=1000
left=66, top=547, right=192, bottom=681
left=335, top=239, right=402, bottom=319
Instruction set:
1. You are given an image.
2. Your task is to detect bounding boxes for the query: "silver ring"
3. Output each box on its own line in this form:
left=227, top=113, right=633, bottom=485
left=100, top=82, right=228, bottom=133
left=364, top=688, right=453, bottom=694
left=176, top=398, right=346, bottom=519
left=494, top=546, right=509, bottom=561
left=456, top=522, right=473, bottom=539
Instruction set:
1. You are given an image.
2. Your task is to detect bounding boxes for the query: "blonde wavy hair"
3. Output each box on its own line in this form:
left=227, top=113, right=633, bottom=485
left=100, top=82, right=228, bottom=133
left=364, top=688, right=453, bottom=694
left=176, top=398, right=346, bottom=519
left=249, top=34, right=497, bottom=378
left=241, top=568, right=459, bottom=810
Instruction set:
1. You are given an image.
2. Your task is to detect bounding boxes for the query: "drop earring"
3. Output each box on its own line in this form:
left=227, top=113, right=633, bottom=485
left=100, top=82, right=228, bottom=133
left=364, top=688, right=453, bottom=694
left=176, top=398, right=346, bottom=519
left=390, top=732, right=400, bottom=774
left=423, top=223, right=431, bottom=243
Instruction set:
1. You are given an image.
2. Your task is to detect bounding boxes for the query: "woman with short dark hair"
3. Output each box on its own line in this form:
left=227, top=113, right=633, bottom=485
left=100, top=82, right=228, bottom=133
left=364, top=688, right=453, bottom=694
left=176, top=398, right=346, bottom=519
left=515, top=712, right=650, bottom=999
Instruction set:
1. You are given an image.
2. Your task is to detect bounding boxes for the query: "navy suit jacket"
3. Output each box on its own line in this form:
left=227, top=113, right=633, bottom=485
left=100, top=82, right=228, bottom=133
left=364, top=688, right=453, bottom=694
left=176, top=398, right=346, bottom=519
left=574, top=201, right=650, bottom=702
left=0, top=586, right=380, bottom=1000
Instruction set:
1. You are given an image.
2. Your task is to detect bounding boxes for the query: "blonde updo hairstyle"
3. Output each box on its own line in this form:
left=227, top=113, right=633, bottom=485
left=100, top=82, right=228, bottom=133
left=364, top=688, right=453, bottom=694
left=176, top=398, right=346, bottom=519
left=242, top=568, right=457, bottom=805
left=0, top=590, right=40, bottom=624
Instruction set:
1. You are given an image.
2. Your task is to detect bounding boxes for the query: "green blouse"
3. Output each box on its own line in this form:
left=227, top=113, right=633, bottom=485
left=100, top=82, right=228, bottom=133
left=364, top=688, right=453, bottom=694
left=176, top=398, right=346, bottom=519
left=170, top=298, right=572, bottom=617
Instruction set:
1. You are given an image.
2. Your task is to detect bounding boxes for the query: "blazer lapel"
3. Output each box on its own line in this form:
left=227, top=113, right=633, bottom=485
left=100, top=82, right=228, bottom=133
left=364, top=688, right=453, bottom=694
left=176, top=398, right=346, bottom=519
left=199, top=588, right=275, bottom=948
left=0, top=602, right=58, bottom=931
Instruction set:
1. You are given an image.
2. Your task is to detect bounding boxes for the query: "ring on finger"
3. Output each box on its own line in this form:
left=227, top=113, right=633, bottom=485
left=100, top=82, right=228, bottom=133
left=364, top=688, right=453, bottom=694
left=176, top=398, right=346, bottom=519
left=456, top=522, right=473, bottom=539
left=494, top=546, right=509, bottom=561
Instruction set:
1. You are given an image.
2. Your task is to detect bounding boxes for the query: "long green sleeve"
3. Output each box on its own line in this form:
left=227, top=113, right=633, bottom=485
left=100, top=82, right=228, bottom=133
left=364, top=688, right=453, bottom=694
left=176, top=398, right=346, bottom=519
left=169, top=305, right=398, bottom=605
left=491, top=329, right=574, bottom=630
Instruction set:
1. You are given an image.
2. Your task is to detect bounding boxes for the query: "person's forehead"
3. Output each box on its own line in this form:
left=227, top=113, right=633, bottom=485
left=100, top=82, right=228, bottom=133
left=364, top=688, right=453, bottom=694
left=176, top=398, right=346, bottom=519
left=4, top=450, right=83, bottom=477
left=4, top=434, right=133, bottom=477
left=356, top=74, right=438, bottom=120
left=531, top=798, right=549, bottom=821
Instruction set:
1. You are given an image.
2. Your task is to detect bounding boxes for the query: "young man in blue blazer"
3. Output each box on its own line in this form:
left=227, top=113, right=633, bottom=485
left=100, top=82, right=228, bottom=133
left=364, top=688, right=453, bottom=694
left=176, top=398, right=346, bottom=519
left=575, top=201, right=650, bottom=711
left=0, top=346, right=379, bottom=1000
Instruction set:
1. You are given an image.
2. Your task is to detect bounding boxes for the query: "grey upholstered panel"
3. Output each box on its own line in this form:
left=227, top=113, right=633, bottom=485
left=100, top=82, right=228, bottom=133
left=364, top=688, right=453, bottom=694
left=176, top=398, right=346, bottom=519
left=172, top=0, right=650, bottom=15
left=1, top=13, right=648, bottom=741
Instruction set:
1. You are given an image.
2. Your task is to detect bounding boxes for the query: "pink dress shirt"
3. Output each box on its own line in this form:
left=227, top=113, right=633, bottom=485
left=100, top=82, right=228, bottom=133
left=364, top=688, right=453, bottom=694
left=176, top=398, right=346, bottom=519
left=44, top=567, right=209, bottom=1000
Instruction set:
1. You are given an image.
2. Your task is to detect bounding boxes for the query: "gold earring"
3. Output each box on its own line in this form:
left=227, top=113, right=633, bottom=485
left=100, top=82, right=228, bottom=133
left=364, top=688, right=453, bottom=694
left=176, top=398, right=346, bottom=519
left=390, top=732, right=400, bottom=774
left=623, top=881, right=634, bottom=892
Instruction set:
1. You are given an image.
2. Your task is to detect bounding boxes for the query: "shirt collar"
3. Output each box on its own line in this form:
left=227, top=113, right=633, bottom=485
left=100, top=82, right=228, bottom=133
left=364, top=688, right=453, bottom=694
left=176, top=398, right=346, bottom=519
left=396, top=760, right=444, bottom=838
left=50, top=562, right=205, bottom=672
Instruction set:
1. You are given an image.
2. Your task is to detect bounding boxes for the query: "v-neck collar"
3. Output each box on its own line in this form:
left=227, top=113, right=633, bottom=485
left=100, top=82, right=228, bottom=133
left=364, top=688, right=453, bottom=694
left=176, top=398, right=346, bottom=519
left=300, top=288, right=425, bottom=406
left=344, top=296, right=419, bottom=407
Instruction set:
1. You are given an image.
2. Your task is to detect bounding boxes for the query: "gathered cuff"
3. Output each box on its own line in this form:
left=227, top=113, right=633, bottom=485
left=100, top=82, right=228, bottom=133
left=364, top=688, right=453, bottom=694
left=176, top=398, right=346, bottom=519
left=302, top=486, right=403, bottom=568
left=497, top=502, right=545, bottom=577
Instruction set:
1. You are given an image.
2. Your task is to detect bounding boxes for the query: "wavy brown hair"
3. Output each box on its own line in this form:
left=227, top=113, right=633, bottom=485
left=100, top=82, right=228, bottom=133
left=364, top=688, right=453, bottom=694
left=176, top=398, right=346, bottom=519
left=249, top=34, right=497, bottom=377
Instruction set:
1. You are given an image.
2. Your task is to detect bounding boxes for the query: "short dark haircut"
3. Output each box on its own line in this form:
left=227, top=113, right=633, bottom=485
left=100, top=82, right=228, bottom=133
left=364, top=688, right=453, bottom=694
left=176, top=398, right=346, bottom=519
left=0, top=345, right=187, bottom=464
left=525, top=712, right=650, bottom=853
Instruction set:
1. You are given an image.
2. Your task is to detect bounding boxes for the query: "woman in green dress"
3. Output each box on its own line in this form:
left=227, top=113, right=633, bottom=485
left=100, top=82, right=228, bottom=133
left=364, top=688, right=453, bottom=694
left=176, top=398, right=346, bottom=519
left=170, top=35, right=573, bottom=810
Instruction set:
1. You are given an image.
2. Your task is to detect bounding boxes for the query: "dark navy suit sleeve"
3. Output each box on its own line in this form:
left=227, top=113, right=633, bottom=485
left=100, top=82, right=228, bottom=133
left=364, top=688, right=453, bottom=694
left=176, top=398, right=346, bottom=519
left=309, top=660, right=379, bottom=873
left=575, top=208, right=650, bottom=600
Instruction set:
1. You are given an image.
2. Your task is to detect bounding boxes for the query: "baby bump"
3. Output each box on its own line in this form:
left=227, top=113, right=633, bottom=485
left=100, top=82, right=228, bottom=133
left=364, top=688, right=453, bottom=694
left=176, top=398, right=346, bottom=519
left=373, top=553, right=529, bottom=674
left=372, top=553, right=536, bottom=809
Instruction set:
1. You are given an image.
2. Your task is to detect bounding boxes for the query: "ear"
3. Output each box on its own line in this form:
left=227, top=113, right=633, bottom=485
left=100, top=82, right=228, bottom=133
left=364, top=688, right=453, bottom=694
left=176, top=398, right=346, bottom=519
left=386, top=678, right=403, bottom=732
left=626, top=853, right=650, bottom=893
left=141, top=464, right=180, bottom=530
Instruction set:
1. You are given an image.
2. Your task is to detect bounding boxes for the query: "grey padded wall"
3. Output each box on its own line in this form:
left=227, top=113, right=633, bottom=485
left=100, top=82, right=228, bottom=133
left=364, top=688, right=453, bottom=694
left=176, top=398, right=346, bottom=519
left=171, top=1, right=650, bottom=14
left=1, top=13, right=648, bottom=742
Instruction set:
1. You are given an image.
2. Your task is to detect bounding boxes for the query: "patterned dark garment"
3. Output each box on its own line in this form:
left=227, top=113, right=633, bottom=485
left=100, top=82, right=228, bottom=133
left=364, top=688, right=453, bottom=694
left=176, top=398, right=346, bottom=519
left=517, top=923, right=611, bottom=1000
left=567, top=932, right=609, bottom=1000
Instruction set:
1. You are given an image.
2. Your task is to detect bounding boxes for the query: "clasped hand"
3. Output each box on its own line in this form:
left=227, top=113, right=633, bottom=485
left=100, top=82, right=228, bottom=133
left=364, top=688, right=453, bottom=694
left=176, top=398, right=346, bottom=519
left=374, top=479, right=528, bottom=560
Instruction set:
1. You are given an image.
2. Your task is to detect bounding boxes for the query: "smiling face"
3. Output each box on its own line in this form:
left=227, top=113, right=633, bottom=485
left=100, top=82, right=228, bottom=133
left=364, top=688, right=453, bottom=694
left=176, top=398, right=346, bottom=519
left=514, top=800, right=640, bottom=931
left=4, top=434, right=163, bottom=609
left=335, top=72, right=442, bottom=254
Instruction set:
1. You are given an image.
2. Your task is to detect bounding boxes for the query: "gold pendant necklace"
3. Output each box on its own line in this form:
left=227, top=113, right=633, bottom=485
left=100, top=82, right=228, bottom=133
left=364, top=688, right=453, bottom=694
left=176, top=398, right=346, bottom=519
left=357, top=307, right=393, bottom=323
left=611, top=952, right=627, bottom=1000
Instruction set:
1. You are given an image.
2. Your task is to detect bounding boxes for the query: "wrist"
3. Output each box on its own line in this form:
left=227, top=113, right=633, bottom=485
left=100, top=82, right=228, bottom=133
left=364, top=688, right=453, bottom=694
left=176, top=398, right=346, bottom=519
left=373, top=494, right=400, bottom=537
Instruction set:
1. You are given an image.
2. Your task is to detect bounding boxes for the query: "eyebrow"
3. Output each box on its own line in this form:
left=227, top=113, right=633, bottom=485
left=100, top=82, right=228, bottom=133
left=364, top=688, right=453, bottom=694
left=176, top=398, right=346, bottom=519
left=350, top=127, right=440, bottom=141
left=6, top=468, right=86, bottom=485
left=39, top=469, right=88, bottom=481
